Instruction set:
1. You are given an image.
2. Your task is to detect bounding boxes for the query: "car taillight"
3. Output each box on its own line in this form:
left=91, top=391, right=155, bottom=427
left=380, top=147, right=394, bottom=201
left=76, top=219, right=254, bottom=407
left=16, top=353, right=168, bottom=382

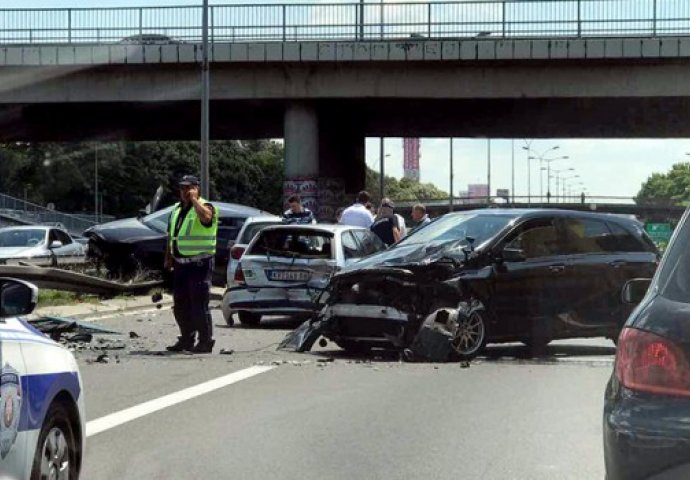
left=230, top=246, right=245, bottom=261
left=234, top=263, right=245, bottom=284
left=616, top=327, right=690, bottom=397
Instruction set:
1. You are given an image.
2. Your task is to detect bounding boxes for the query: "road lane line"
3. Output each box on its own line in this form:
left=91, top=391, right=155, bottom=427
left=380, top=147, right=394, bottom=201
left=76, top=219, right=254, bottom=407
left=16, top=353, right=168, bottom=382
left=85, top=365, right=275, bottom=437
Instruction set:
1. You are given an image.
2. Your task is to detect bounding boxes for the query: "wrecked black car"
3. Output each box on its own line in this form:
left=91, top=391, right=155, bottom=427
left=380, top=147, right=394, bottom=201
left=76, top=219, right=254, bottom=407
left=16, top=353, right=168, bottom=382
left=84, top=202, right=266, bottom=284
left=281, top=209, right=659, bottom=360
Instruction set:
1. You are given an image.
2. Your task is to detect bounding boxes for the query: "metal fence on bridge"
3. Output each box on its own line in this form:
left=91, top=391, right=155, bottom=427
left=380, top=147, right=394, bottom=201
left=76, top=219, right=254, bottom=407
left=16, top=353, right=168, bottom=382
left=1, top=0, right=689, bottom=45
left=0, top=193, right=98, bottom=236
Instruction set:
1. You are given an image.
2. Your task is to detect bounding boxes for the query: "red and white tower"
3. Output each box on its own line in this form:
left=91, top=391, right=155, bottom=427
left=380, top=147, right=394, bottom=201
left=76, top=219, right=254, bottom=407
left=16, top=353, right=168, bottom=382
left=403, top=138, right=420, bottom=181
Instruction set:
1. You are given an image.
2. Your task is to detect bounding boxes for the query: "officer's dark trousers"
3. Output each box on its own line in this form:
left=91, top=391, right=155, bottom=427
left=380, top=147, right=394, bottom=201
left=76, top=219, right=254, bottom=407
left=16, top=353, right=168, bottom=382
left=173, top=257, right=214, bottom=343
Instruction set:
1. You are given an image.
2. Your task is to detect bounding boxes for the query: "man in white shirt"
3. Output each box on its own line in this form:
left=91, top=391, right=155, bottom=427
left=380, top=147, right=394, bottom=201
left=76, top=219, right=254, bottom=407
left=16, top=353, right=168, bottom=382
left=396, top=213, right=407, bottom=238
left=340, top=191, right=374, bottom=228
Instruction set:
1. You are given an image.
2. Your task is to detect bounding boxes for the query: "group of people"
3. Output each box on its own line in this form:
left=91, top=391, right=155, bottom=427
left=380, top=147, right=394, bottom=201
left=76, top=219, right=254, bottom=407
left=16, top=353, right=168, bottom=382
left=282, top=190, right=431, bottom=247
left=165, top=174, right=433, bottom=355
left=337, top=191, right=431, bottom=246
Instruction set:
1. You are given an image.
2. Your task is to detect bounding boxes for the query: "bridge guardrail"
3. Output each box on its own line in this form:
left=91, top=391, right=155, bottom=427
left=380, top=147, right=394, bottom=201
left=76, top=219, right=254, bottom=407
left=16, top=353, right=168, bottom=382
left=0, top=193, right=98, bottom=235
left=1, top=0, right=689, bottom=45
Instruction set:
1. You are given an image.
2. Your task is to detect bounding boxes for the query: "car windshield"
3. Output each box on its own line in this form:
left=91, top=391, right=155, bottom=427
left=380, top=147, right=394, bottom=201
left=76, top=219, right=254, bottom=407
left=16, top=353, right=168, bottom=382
left=141, top=206, right=173, bottom=233
left=399, top=213, right=515, bottom=248
left=0, top=229, right=46, bottom=247
left=249, top=229, right=334, bottom=259
left=240, top=220, right=282, bottom=244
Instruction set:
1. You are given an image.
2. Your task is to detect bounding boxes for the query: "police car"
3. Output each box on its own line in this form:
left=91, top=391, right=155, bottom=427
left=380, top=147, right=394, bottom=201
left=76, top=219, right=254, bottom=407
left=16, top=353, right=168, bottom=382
left=0, top=278, right=84, bottom=479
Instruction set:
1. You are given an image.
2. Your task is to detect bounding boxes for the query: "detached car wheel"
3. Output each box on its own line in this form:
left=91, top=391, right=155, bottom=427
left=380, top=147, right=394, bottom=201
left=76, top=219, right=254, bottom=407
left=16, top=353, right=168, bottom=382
left=449, top=309, right=488, bottom=361
left=238, top=311, right=261, bottom=326
left=31, top=401, right=79, bottom=480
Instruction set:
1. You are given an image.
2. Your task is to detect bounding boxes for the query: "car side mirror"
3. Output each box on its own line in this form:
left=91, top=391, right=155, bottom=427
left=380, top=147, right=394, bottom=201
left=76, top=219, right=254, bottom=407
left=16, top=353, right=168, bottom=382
left=622, top=278, right=652, bottom=305
left=0, top=279, right=37, bottom=318
left=501, top=247, right=526, bottom=263
left=49, top=240, right=63, bottom=249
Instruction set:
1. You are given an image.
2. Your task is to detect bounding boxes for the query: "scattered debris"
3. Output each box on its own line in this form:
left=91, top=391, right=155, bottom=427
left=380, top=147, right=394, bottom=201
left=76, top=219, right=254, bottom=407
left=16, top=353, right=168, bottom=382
left=219, top=348, right=234, bottom=356
left=95, top=353, right=109, bottom=364
left=317, top=357, right=334, bottom=363
left=30, top=316, right=121, bottom=342
left=129, top=331, right=140, bottom=339
left=151, top=292, right=163, bottom=303
left=65, top=333, right=93, bottom=344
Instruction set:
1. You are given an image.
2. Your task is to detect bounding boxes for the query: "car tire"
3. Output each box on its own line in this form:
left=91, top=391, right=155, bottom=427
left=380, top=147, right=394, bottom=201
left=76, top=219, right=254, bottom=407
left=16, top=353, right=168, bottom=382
left=335, top=340, right=372, bottom=354
left=238, top=311, right=261, bottom=326
left=30, top=401, right=79, bottom=480
left=449, top=307, right=488, bottom=361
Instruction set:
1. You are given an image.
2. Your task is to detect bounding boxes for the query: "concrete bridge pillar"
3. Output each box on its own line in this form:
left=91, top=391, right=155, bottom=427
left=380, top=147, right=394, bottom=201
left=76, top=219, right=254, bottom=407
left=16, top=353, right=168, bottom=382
left=283, top=102, right=366, bottom=221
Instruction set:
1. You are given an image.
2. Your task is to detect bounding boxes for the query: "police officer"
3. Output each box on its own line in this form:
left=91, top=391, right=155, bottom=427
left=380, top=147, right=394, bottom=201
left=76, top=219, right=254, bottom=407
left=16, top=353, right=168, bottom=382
left=165, top=175, right=218, bottom=353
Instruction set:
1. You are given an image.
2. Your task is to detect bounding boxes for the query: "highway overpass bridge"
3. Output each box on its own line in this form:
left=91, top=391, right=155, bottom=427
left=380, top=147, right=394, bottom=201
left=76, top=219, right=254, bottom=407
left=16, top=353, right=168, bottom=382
left=1, top=0, right=689, bottom=216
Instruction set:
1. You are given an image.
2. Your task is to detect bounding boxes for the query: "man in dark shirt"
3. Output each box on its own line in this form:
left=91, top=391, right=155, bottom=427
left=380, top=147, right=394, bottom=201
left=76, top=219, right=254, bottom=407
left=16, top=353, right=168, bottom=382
left=283, top=194, right=316, bottom=224
left=370, top=198, right=401, bottom=246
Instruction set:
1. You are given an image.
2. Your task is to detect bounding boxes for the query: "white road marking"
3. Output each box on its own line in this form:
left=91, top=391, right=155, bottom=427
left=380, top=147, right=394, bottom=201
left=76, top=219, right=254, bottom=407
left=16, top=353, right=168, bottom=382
left=85, top=365, right=275, bottom=437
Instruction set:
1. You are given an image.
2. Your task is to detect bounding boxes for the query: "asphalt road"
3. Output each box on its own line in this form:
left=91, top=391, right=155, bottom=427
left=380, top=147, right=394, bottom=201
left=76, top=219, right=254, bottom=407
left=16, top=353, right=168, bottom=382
left=74, top=307, right=615, bottom=480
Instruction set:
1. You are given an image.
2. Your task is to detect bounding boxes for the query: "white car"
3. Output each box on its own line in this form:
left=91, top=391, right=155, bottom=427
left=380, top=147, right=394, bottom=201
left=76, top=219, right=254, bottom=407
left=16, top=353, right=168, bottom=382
left=0, top=278, right=85, bottom=479
left=0, top=226, right=86, bottom=267
left=222, top=224, right=386, bottom=326
left=226, top=215, right=283, bottom=288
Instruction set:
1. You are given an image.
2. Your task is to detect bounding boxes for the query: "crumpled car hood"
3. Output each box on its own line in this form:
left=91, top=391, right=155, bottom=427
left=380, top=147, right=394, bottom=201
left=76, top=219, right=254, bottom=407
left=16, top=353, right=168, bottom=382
left=341, top=240, right=467, bottom=274
left=85, top=217, right=163, bottom=243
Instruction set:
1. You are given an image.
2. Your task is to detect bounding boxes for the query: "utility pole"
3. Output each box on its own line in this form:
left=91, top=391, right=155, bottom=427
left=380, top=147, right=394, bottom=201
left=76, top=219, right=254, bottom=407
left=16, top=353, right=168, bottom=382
left=449, top=138, right=454, bottom=212
left=200, top=0, right=210, bottom=198
left=94, top=145, right=99, bottom=222
left=379, top=137, right=385, bottom=200
left=359, top=0, right=365, bottom=40
left=487, top=138, right=491, bottom=205
left=511, top=139, right=515, bottom=205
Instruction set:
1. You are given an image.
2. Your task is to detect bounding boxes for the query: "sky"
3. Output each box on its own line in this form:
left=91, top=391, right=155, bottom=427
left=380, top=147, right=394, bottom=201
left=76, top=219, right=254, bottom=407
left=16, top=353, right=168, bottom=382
left=5, top=0, right=686, bottom=200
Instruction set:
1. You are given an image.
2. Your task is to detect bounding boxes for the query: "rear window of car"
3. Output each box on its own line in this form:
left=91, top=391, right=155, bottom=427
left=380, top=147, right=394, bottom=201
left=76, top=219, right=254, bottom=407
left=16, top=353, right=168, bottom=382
left=607, top=221, right=653, bottom=253
left=240, top=221, right=282, bottom=244
left=248, top=229, right=334, bottom=259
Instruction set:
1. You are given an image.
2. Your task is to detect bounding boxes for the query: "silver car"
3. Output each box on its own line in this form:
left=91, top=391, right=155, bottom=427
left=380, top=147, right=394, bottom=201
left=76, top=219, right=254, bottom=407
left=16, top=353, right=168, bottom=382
left=226, top=215, right=283, bottom=288
left=222, top=224, right=386, bottom=326
left=0, top=226, right=85, bottom=267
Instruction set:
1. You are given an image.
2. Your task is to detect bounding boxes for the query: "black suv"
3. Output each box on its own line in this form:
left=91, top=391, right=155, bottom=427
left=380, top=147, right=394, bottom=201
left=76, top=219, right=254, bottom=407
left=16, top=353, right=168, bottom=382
left=283, top=209, right=659, bottom=358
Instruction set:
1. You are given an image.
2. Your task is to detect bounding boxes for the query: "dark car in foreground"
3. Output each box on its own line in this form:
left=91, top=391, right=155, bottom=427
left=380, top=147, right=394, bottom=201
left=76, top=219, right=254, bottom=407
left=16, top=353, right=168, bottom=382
left=84, top=202, right=266, bottom=284
left=604, top=207, right=690, bottom=480
left=282, top=209, right=659, bottom=359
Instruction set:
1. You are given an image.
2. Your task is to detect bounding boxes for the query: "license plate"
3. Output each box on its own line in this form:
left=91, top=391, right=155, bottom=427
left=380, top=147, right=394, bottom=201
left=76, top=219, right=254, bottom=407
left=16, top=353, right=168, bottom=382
left=266, top=270, right=310, bottom=282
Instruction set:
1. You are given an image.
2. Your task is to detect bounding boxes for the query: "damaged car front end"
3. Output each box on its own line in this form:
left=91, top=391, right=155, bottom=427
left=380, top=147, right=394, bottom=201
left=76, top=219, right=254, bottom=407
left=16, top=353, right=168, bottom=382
left=282, top=209, right=659, bottom=361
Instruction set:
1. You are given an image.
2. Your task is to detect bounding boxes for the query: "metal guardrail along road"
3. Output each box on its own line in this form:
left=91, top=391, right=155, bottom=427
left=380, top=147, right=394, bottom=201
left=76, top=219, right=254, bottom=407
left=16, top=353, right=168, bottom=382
left=1, top=0, right=689, bottom=45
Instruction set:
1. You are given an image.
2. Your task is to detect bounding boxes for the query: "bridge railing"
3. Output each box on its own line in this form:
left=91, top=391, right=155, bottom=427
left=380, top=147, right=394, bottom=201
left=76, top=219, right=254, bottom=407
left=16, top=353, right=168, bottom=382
left=0, top=193, right=98, bottom=235
left=1, top=0, right=689, bottom=45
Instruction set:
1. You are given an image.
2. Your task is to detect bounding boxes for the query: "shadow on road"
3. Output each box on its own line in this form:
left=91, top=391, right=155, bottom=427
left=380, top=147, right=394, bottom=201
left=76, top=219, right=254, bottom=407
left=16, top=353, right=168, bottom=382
left=215, top=315, right=307, bottom=331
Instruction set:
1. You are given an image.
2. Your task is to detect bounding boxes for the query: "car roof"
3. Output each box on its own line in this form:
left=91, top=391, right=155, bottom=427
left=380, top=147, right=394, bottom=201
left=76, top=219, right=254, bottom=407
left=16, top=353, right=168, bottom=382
left=258, top=224, right=368, bottom=234
left=447, top=208, right=640, bottom=227
left=243, top=215, right=282, bottom=224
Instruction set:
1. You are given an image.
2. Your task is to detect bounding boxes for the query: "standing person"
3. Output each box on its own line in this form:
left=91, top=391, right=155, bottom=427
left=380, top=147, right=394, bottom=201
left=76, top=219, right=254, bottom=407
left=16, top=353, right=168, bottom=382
left=335, top=207, right=345, bottom=224
left=165, top=175, right=218, bottom=354
left=370, top=198, right=401, bottom=246
left=340, top=191, right=374, bottom=228
left=410, top=204, right=431, bottom=232
left=396, top=212, right=408, bottom=238
left=283, top=194, right=316, bottom=224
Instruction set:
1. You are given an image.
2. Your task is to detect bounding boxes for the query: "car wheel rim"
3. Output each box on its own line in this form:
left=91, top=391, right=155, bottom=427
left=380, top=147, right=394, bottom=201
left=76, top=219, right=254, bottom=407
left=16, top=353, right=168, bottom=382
left=40, top=427, right=70, bottom=480
left=451, top=311, right=485, bottom=355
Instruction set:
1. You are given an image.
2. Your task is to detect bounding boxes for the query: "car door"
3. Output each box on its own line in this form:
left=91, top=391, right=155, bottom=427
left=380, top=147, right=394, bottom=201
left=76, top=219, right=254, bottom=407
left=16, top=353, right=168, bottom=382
left=559, top=216, right=624, bottom=334
left=0, top=321, right=29, bottom=477
left=491, top=217, right=572, bottom=340
left=53, top=229, right=80, bottom=264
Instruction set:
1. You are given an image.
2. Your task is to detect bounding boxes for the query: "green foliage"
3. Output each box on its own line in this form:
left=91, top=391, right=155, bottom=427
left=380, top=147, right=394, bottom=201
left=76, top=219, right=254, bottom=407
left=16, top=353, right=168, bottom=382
left=365, top=167, right=448, bottom=203
left=636, top=163, right=690, bottom=206
left=0, top=140, right=284, bottom=217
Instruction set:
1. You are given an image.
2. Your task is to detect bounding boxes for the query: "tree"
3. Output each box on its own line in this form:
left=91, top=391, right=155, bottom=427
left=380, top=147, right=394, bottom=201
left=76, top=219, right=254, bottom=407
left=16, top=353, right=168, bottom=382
left=636, top=163, right=690, bottom=206
left=365, top=167, right=447, bottom=203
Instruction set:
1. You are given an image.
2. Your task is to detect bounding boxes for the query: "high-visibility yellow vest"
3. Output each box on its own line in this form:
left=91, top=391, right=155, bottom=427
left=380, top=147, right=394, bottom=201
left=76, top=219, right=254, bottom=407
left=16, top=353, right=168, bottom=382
left=168, top=199, right=218, bottom=257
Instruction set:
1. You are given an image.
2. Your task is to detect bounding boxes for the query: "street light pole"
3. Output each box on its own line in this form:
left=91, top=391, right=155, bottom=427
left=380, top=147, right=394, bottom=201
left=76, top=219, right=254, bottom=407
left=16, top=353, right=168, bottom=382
left=200, top=0, right=210, bottom=198
left=511, top=139, right=515, bottom=205
left=359, top=0, right=365, bottom=40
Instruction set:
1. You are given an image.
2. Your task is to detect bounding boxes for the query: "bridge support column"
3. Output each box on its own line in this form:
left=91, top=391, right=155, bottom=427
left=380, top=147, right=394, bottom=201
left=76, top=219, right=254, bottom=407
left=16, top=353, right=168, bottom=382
left=283, top=102, right=365, bottom=221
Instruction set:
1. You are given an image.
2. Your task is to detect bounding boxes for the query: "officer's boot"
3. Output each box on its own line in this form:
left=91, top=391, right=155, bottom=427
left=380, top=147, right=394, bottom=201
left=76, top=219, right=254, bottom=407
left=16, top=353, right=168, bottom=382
left=191, top=338, right=215, bottom=354
left=166, top=335, right=195, bottom=352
